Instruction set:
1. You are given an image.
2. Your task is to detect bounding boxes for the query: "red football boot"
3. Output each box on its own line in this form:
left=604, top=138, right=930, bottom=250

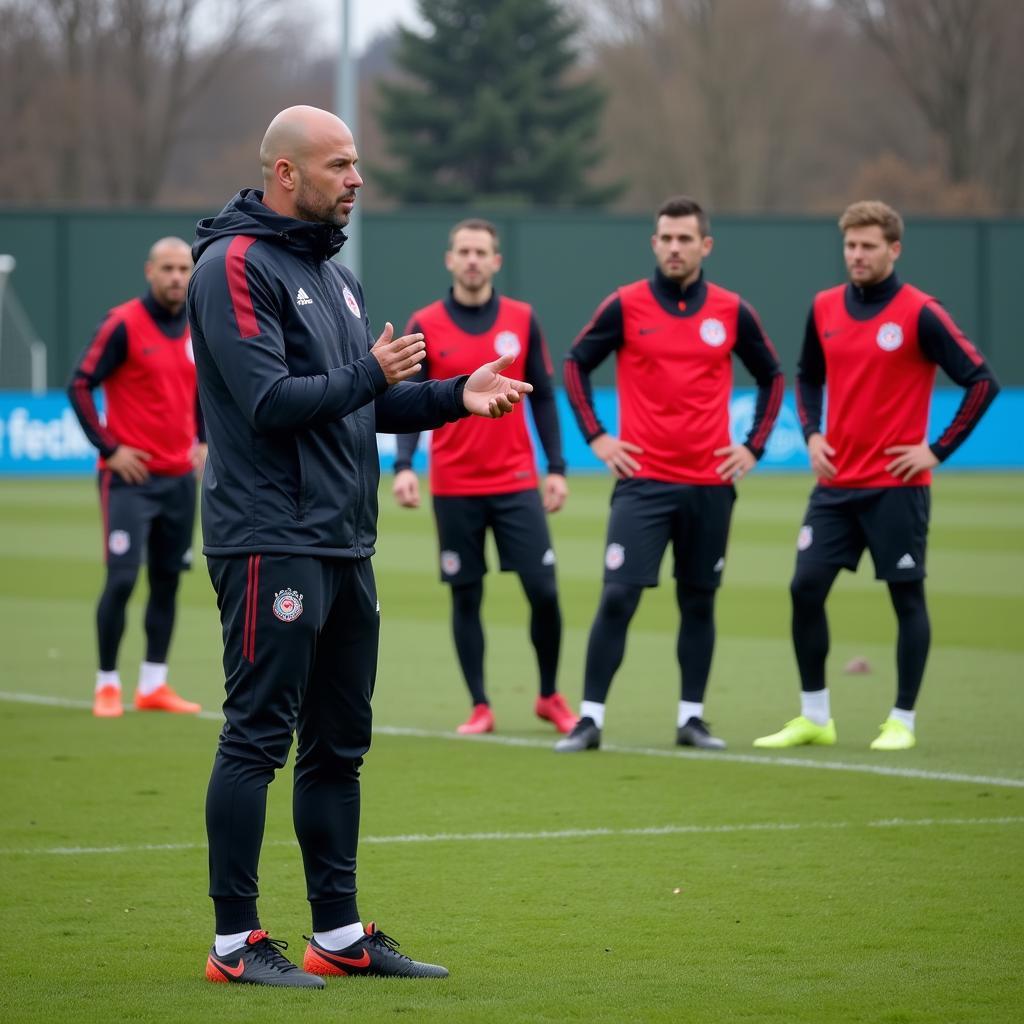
left=534, top=693, right=578, bottom=734
left=456, top=703, right=494, bottom=735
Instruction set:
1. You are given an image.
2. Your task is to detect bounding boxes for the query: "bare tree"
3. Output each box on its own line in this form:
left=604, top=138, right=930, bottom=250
left=3, top=0, right=277, bottom=203
left=576, top=0, right=837, bottom=212
left=836, top=0, right=1024, bottom=204
left=0, top=4, right=60, bottom=199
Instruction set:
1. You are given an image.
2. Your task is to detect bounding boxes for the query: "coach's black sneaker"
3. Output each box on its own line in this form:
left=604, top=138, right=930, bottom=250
left=676, top=716, right=727, bottom=750
left=554, top=715, right=601, bottom=752
left=206, top=929, right=325, bottom=988
left=303, top=923, right=449, bottom=978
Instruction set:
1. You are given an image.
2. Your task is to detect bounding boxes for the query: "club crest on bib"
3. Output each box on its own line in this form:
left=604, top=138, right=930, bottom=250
left=441, top=550, right=461, bottom=576
left=876, top=322, right=903, bottom=351
left=494, top=330, right=521, bottom=359
left=699, top=318, right=727, bottom=347
left=108, top=530, right=130, bottom=556
left=185, top=337, right=195, bottom=363
left=605, top=542, right=625, bottom=570
left=272, top=588, right=304, bottom=622
left=342, top=285, right=361, bottom=319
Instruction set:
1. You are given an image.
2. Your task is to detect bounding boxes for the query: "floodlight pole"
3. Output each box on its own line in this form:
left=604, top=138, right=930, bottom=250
left=0, top=254, right=14, bottom=386
left=335, top=0, right=361, bottom=278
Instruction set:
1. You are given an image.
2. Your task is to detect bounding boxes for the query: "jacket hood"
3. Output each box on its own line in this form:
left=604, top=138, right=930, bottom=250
left=192, top=188, right=347, bottom=263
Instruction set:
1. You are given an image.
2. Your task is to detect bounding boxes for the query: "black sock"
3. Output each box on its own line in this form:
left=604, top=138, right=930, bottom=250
left=520, top=574, right=561, bottom=697
left=582, top=582, right=643, bottom=704
left=451, top=581, right=487, bottom=705
left=888, top=579, right=930, bottom=710
left=676, top=582, right=716, bottom=704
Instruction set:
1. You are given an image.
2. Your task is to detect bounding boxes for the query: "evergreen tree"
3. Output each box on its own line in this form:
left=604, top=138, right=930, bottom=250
left=375, top=0, right=618, bottom=205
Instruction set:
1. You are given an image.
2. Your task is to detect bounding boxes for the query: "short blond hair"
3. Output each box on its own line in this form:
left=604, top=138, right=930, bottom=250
left=839, top=201, right=903, bottom=243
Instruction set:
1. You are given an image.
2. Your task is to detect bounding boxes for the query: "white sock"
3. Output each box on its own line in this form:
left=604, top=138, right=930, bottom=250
left=214, top=930, right=253, bottom=956
left=580, top=700, right=605, bottom=729
left=677, top=700, right=704, bottom=727
left=889, top=707, right=916, bottom=732
left=137, top=662, right=167, bottom=696
left=800, top=688, right=831, bottom=726
left=96, top=670, right=120, bottom=693
left=313, top=922, right=364, bottom=951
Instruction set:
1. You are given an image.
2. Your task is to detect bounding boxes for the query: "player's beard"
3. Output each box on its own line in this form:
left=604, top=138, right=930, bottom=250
left=153, top=282, right=186, bottom=313
left=457, top=272, right=488, bottom=295
left=659, top=256, right=693, bottom=283
left=296, top=178, right=351, bottom=228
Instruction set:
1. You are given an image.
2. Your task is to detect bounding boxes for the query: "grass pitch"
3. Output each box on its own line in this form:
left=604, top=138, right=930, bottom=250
left=1, top=472, right=1022, bottom=1023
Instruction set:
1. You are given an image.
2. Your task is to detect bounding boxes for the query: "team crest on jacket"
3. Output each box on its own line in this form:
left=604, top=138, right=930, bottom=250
left=876, top=322, right=903, bottom=351
left=272, top=588, right=304, bottom=622
left=441, top=550, right=461, bottom=576
left=494, top=330, right=521, bottom=359
left=605, top=542, right=625, bottom=570
left=797, top=525, right=813, bottom=551
left=342, top=285, right=361, bottom=319
left=699, top=318, right=727, bottom=347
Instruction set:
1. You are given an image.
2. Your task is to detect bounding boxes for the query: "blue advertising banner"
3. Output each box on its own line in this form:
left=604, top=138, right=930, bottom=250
left=0, top=388, right=1018, bottom=475
left=393, top=388, right=1018, bottom=475
left=0, top=392, right=99, bottom=474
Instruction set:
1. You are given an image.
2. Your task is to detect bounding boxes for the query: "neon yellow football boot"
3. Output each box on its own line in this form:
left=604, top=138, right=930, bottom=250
left=753, top=716, right=837, bottom=748
left=869, top=718, right=916, bottom=751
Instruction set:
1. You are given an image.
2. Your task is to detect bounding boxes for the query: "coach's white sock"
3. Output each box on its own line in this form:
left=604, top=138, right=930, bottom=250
left=214, top=930, right=253, bottom=956
left=677, top=700, right=704, bottom=727
left=137, top=662, right=167, bottom=696
left=800, top=688, right=831, bottom=726
left=580, top=700, right=605, bottom=729
left=95, top=670, right=120, bottom=693
left=889, top=707, right=916, bottom=732
left=313, top=922, right=365, bottom=951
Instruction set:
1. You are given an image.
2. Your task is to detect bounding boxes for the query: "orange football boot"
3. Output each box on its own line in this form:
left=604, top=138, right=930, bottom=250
left=92, top=685, right=124, bottom=718
left=134, top=684, right=201, bottom=714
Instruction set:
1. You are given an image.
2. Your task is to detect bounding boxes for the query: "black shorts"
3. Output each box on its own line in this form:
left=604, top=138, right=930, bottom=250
left=98, top=470, right=196, bottom=572
left=602, top=479, right=736, bottom=589
left=433, top=489, right=555, bottom=585
left=795, top=485, right=929, bottom=581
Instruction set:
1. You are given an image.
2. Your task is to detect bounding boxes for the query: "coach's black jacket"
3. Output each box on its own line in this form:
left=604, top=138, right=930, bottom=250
left=189, top=188, right=468, bottom=558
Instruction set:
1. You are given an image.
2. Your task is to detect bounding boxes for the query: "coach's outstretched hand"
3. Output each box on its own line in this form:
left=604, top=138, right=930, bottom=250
left=462, top=354, right=533, bottom=418
left=371, top=321, right=426, bottom=385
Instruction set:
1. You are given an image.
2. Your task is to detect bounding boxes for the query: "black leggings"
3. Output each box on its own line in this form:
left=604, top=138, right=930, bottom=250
left=582, top=581, right=717, bottom=704
left=790, top=562, right=929, bottom=709
left=96, top=565, right=180, bottom=671
left=450, top=574, right=562, bottom=705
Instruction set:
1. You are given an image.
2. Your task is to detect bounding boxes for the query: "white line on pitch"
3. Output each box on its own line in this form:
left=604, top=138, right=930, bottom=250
left=3, top=689, right=1023, bottom=790
left=1, top=816, right=1021, bottom=857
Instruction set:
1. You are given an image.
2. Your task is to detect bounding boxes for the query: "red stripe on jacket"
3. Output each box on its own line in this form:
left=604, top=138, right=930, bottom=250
left=227, top=236, right=260, bottom=339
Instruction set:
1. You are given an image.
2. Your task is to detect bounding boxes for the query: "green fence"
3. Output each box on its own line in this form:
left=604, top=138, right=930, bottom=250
left=1, top=206, right=1021, bottom=387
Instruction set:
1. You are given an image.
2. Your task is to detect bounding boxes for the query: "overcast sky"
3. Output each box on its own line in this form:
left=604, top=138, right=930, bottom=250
left=308, top=0, right=425, bottom=54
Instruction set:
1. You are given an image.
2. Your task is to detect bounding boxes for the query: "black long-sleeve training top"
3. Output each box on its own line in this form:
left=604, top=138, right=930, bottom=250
left=187, top=188, right=471, bottom=557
